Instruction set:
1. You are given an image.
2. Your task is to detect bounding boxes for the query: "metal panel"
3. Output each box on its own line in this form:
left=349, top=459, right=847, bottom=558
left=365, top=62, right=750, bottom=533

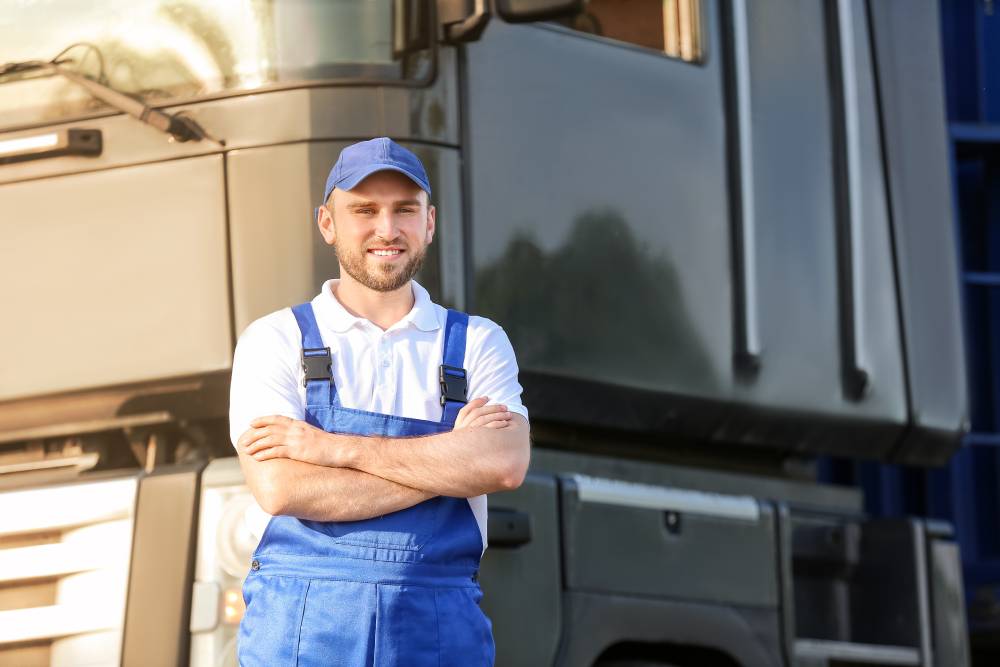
left=561, top=476, right=779, bottom=607
left=478, top=474, right=562, bottom=667
left=928, top=539, right=971, bottom=667
left=227, top=143, right=337, bottom=333
left=570, top=473, right=760, bottom=521
left=744, top=0, right=905, bottom=421
left=868, top=0, right=968, bottom=463
left=463, top=1, right=908, bottom=459
left=121, top=464, right=202, bottom=667
left=465, top=16, right=732, bottom=399
left=530, top=447, right=864, bottom=513
left=0, top=155, right=231, bottom=401
left=0, top=73, right=459, bottom=188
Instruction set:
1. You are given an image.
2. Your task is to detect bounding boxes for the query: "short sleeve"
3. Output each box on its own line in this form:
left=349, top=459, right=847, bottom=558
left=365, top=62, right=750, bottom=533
left=228, top=311, right=305, bottom=448
left=465, top=317, right=529, bottom=422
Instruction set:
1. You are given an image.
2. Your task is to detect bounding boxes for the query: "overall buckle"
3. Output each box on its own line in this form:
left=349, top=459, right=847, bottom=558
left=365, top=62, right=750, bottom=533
left=301, top=347, right=332, bottom=386
left=439, top=364, right=468, bottom=405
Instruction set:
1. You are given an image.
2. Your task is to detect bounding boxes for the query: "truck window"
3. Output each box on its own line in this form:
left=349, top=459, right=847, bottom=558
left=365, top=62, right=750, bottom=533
left=0, top=0, right=430, bottom=131
left=560, top=0, right=702, bottom=62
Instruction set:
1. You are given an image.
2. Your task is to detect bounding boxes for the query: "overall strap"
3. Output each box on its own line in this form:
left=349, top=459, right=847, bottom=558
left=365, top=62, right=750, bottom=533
left=439, top=309, right=469, bottom=425
left=290, top=303, right=337, bottom=408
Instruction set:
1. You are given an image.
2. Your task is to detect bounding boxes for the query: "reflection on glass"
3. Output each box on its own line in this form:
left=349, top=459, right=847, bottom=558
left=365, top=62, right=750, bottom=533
left=560, top=0, right=703, bottom=62
left=476, top=209, right=716, bottom=392
left=0, top=0, right=430, bottom=129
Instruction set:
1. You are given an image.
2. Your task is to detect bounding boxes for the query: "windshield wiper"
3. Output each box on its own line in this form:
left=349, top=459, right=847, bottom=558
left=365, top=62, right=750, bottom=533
left=0, top=44, right=224, bottom=146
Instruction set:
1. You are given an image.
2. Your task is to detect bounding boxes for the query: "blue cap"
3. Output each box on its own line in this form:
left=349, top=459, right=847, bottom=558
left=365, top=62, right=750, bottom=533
left=323, top=137, right=431, bottom=203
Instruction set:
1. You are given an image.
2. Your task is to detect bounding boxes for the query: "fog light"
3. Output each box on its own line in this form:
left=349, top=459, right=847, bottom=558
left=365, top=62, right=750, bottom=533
left=222, top=589, right=245, bottom=625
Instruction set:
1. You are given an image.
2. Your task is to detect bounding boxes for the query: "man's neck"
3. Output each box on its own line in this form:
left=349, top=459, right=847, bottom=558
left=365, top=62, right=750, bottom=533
left=332, top=275, right=415, bottom=331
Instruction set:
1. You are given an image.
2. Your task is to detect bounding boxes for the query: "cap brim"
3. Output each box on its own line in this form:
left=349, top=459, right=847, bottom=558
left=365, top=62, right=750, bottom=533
left=331, top=164, right=431, bottom=199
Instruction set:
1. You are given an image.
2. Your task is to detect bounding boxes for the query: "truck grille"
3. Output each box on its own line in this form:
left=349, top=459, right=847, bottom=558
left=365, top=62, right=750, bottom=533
left=0, top=478, right=137, bottom=667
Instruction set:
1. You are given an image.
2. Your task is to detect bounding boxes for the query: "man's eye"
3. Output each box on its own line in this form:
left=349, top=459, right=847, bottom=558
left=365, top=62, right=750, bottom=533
left=397, top=207, right=416, bottom=214
left=356, top=208, right=376, bottom=215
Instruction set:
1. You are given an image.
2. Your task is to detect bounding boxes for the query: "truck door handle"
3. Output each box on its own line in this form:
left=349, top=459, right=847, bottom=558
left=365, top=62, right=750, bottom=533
left=487, top=507, right=532, bottom=548
left=829, top=0, right=871, bottom=400
left=724, top=0, right=762, bottom=377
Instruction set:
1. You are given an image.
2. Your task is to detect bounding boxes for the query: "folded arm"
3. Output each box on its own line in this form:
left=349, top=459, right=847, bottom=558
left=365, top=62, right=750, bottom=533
left=338, top=413, right=530, bottom=496
left=237, top=448, right=434, bottom=521
left=242, top=399, right=530, bottom=497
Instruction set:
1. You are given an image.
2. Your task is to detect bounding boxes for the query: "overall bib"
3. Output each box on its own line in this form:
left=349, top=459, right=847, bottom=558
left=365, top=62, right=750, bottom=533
left=239, top=303, right=494, bottom=667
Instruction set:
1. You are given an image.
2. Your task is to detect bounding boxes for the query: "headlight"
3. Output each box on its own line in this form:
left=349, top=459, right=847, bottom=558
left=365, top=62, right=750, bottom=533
left=216, top=492, right=259, bottom=580
left=189, top=458, right=266, bottom=667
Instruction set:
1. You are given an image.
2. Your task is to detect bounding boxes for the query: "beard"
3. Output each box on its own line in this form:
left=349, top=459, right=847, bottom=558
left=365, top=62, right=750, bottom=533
left=335, top=239, right=427, bottom=292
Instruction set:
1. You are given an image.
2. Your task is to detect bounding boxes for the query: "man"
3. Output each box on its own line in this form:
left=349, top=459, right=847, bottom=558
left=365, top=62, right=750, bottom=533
left=229, top=137, right=529, bottom=666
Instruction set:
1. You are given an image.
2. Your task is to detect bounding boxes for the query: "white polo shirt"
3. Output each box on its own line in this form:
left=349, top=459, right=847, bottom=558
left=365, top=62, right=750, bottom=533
left=229, top=278, right=528, bottom=549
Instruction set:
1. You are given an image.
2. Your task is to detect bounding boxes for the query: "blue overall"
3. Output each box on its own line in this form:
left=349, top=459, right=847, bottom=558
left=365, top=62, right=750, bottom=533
left=238, top=303, right=494, bottom=667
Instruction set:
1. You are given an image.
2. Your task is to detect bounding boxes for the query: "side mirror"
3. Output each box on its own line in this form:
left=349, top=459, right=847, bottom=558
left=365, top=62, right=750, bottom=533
left=438, top=0, right=583, bottom=44
left=393, top=0, right=432, bottom=58
left=493, top=0, right=584, bottom=23
left=439, top=0, right=491, bottom=44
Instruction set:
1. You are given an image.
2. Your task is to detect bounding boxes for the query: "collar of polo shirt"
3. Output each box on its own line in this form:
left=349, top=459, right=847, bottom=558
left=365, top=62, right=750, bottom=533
left=317, top=279, right=441, bottom=333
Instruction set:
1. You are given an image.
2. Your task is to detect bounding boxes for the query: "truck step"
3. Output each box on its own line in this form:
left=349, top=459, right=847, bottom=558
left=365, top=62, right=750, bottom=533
left=794, top=639, right=920, bottom=666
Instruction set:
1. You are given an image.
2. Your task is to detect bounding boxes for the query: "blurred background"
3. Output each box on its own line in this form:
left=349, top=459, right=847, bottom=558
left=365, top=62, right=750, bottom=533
left=0, top=0, right=995, bottom=665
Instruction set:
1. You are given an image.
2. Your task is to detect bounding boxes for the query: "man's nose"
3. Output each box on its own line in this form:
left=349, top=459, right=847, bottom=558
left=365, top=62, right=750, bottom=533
left=374, top=211, right=400, bottom=240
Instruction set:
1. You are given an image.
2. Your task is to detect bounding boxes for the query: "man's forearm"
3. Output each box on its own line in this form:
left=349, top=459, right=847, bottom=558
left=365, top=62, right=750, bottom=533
left=239, top=454, right=434, bottom=521
left=331, top=415, right=530, bottom=497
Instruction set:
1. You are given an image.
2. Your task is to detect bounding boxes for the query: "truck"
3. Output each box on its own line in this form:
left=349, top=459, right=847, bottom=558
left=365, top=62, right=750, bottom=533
left=0, top=0, right=970, bottom=665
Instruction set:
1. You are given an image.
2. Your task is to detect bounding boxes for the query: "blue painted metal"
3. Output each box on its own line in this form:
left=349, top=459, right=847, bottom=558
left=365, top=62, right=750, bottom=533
left=952, top=122, right=1000, bottom=144
left=966, top=432, right=1000, bottom=446
left=939, top=0, right=978, bottom=120
left=964, top=272, right=1000, bottom=286
left=976, top=0, right=1000, bottom=122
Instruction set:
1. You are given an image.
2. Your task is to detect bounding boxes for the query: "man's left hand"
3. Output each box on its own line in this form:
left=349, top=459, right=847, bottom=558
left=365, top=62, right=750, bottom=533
left=240, top=415, right=339, bottom=466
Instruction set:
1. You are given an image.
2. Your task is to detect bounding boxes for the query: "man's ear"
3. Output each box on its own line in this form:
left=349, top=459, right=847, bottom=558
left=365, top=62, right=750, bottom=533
left=317, top=203, right=336, bottom=246
left=426, top=204, right=436, bottom=245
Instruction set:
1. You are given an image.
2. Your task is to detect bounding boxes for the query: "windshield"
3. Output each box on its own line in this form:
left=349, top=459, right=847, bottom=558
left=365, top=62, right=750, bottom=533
left=0, top=0, right=431, bottom=130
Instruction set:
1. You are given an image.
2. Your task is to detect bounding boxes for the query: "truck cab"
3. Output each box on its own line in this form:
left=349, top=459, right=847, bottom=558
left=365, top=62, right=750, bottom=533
left=0, top=1, right=969, bottom=665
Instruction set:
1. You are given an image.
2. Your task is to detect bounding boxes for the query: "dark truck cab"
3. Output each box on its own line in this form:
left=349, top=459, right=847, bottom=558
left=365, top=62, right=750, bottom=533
left=0, top=1, right=968, bottom=665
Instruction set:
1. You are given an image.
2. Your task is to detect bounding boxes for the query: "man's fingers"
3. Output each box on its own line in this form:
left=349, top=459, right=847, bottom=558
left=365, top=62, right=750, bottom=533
left=250, top=415, right=292, bottom=428
left=455, top=397, right=491, bottom=429
left=456, top=397, right=489, bottom=418
left=238, top=426, right=270, bottom=449
left=484, top=419, right=511, bottom=429
left=243, top=434, right=277, bottom=455
left=453, top=398, right=512, bottom=430
left=252, top=445, right=287, bottom=461
left=469, top=411, right=511, bottom=428
left=463, top=404, right=507, bottom=420
left=465, top=406, right=508, bottom=427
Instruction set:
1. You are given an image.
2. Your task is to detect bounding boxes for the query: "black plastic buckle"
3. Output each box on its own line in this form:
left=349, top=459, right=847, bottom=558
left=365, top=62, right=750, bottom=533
left=301, top=347, right=332, bottom=386
left=439, top=364, right=468, bottom=405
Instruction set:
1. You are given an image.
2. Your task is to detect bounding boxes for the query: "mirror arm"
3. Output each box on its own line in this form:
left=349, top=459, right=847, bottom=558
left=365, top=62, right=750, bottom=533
left=439, top=0, right=491, bottom=44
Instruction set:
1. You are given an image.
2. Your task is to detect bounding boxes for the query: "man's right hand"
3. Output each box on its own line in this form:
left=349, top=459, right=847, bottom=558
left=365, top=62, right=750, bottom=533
left=454, top=397, right=513, bottom=430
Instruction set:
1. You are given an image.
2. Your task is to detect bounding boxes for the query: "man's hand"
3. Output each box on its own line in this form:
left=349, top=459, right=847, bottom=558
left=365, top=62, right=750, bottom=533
left=240, top=415, right=338, bottom=466
left=454, top=397, right=513, bottom=430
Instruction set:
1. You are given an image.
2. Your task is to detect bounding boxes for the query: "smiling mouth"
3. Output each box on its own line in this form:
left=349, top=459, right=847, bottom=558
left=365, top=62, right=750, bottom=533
left=368, top=248, right=403, bottom=257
